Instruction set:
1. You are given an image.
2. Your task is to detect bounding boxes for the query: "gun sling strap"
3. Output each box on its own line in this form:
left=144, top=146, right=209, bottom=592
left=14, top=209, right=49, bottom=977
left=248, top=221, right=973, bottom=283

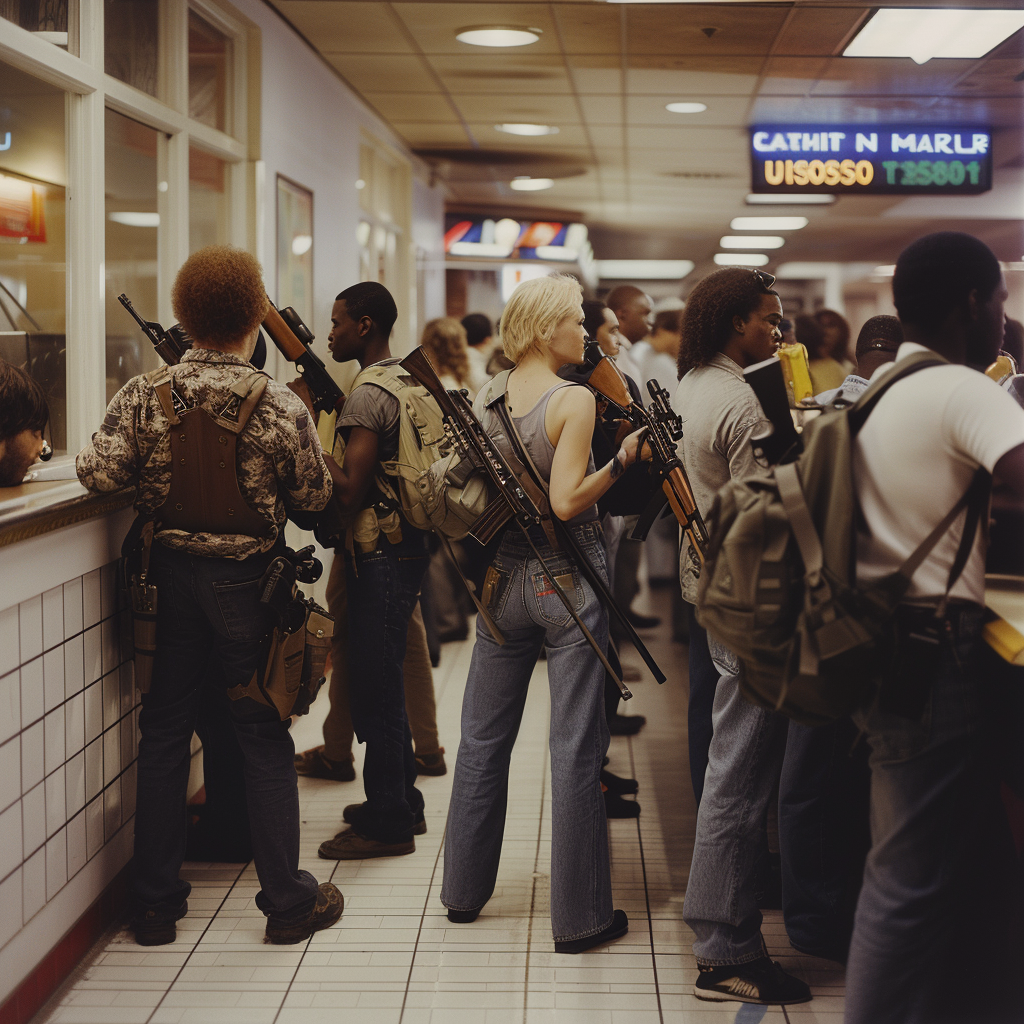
left=487, top=381, right=667, bottom=691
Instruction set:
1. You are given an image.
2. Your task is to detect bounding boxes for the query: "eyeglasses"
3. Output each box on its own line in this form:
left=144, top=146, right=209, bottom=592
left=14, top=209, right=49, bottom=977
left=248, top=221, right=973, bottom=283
left=751, top=269, right=777, bottom=291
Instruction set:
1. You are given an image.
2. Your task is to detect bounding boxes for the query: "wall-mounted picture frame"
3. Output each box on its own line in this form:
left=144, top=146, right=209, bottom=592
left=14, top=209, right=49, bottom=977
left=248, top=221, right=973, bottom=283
left=276, top=174, right=313, bottom=326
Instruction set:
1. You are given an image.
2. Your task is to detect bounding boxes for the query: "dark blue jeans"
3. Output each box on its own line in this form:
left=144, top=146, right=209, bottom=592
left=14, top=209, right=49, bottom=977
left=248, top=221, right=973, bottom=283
left=133, top=542, right=319, bottom=923
left=686, top=602, right=718, bottom=805
left=346, top=527, right=428, bottom=843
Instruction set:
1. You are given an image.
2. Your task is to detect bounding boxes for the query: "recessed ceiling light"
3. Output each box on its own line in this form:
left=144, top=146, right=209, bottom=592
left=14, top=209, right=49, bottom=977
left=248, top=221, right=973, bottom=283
left=746, top=193, right=835, bottom=205
left=714, top=253, right=770, bottom=267
left=720, top=235, right=785, bottom=249
left=495, top=123, right=559, bottom=137
left=456, top=26, right=541, bottom=47
left=844, top=9, right=1024, bottom=64
left=666, top=102, right=707, bottom=114
left=730, top=217, right=808, bottom=231
left=108, top=212, right=160, bottom=227
left=510, top=177, right=554, bottom=191
left=873, top=265, right=896, bottom=277
left=291, top=235, right=312, bottom=256
left=595, top=260, right=695, bottom=280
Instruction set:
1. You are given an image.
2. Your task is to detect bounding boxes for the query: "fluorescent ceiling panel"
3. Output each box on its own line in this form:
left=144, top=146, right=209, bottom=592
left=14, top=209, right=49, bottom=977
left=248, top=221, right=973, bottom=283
left=596, top=260, right=695, bottom=280
left=109, top=212, right=160, bottom=227
left=844, top=9, right=1024, bottom=65
left=720, top=235, right=785, bottom=249
left=714, top=253, right=770, bottom=266
left=456, top=27, right=541, bottom=47
left=730, top=217, right=808, bottom=231
left=510, top=177, right=554, bottom=191
left=746, top=194, right=835, bottom=205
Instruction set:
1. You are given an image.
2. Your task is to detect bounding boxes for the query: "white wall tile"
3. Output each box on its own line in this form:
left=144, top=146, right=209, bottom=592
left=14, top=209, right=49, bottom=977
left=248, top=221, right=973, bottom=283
left=0, top=801, right=23, bottom=878
left=103, top=779, right=122, bottom=842
left=46, top=828, right=67, bottom=900
left=85, top=795, right=103, bottom=860
left=45, top=764, right=66, bottom=837
left=85, top=737, right=103, bottom=802
left=100, top=563, right=118, bottom=621
left=44, top=704, right=66, bottom=776
left=63, top=577, right=84, bottom=639
left=0, top=669, right=19, bottom=745
left=102, top=670, right=120, bottom=731
left=0, top=866, right=21, bottom=948
left=84, top=624, right=102, bottom=685
left=103, top=725, right=120, bottom=787
left=21, top=720, right=44, bottom=793
left=42, top=587, right=64, bottom=653
left=64, top=633, right=85, bottom=700
left=20, top=657, right=43, bottom=727
left=121, top=762, right=137, bottom=821
left=82, top=569, right=102, bottom=630
left=0, top=735, right=20, bottom=812
left=101, top=618, right=119, bottom=678
left=22, top=846, right=45, bottom=922
left=43, top=648, right=65, bottom=714
left=0, top=606, right=18, bottom=677
left=84, top=679, right=102, bottom=744
left=66, top=808, right=87, bottom=879
left=19, top=596, right=42, bottom=663
left=119, top=661, right=136, bottom=718
left=66, top=749, right=86, bottom=818
left=65, top=690, right=85, bottom=759
left=22, top=781, right=45, bottom=857
left=119, top=715, right=134, bottom=772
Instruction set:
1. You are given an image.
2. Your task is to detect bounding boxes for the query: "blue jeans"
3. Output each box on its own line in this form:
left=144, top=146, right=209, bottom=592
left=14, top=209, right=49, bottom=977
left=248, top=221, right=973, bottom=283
left=133, top=542, right=319, bottom=923
left=441, top=522, right=613, bottom=942
left=685, top=602, right=719, bottom=805
left=682, top=636, right=788, bottom=964
left=845, top=607, right=987, bottom=1024
left=346, top=527, right=428, bottom=843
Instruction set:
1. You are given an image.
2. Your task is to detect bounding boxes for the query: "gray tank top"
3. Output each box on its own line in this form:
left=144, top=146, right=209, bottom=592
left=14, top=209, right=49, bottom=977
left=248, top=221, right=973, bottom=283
left=512, top=382, right=598, bottom=525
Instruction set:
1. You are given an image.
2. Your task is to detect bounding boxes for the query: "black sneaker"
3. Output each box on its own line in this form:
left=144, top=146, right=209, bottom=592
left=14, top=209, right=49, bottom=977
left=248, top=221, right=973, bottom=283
left=131, top=902, right=188, bottom=946
left=694, top=957, right=811, bottom=1004
left=265, top=883, right=344, bottom=944
left=608, top=713, right=646, bottom=736
left=600, top=768, right=639, bottom=795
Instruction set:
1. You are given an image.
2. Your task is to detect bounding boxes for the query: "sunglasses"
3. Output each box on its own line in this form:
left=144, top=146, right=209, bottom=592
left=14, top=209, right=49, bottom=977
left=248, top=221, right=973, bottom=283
left=752, top=269, right=777, bottom=291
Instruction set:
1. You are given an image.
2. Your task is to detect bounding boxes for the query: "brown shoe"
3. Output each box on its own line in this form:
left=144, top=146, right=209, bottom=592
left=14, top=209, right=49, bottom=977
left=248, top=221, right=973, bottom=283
left=265, top=882, right=343, bottom=944
left=414, top=749, right=447, bottom=776
left=341, top=802, right=426, bottom=836
left=294, top=746, right=356, bottom=782
left=318, top=828, right=415, bottom=860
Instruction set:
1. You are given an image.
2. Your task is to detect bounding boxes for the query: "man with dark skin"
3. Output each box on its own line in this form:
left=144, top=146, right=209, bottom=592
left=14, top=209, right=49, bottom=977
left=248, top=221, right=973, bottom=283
left=293, top=282, right=430, bottom=859
left=606, top=284, right=653, bottom=348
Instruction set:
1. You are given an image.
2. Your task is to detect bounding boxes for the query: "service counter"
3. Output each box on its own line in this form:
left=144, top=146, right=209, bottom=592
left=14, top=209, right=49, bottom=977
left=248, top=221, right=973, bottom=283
left=0, top=466, right=141, bottom=1008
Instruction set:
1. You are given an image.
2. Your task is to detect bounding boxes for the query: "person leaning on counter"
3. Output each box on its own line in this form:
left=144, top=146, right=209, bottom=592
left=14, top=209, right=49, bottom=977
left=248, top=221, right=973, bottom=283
left=0, top=359, right=49, bottom=486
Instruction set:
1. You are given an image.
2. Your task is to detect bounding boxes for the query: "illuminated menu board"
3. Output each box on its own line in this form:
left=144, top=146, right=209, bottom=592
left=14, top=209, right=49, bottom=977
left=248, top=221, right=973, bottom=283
left=749, top=125, right=992, bottom=196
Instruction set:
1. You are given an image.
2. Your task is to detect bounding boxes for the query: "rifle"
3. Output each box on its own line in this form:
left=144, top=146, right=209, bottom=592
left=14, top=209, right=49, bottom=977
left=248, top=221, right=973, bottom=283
left=400, top=345, right=668, bottom=696
left=262, top=301, right=344, bottom=416
left=581, top=343, right=710, bottom=561
left=743, top=356, right=803, bottom=466
left=117, top=294, right=192, bottom=365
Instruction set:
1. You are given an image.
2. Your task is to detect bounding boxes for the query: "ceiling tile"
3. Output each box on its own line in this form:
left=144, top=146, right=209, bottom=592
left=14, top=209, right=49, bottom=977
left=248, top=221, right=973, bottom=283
left=759, top=58, right=830, bottom=97
left=273, top=2, right=413, bottom=53
left=625, top=6, right=790, bottom=57
left=363, top=93, right=460, bottom=122
left=429, top=53, right=571, bottom=94
left=567, top=56, right=622, bottom=94
left=392, top=3, right=561, bottom=55
left=450, top=92, right=581, bottom=122
left=588, top=127, right=626, bottom=150
left=395, top=123, right=473, bottom=148
left=626, top=95, right=751, bottom=127
left=954, top=59, right=1024, bottom=97
left=578, top=94, right=622, bottom=127
left=812, top=57, right=978, bottom=96
left=772, top=8, right=869, bottom=57
left=326, top=54, right=440, bottom=94
left=552, top=4, right=621, bottom=55
left=626, top=57, right=762, bottom=96
left=467, top=124, right=592, bottom=148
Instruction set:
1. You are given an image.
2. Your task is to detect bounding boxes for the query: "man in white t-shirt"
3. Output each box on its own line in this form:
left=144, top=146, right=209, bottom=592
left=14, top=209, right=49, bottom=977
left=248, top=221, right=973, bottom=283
left=844, top=233, right=1024, bottom=1024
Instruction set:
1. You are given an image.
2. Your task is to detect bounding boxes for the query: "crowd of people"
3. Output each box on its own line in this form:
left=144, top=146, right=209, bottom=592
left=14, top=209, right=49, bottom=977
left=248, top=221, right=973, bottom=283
left=2, top=228, right=1019, bottom=1022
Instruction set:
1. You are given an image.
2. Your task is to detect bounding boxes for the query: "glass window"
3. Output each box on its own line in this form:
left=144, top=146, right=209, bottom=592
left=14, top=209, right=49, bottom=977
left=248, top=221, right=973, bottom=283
left=104, top=0, right=159, bottom=97
left=0, top=0, right=71, bottom=49
left=188, top=10, right=231, bottom=132
left=105, top=109, right=160, bottom=403
left=189, top=145, right=228, bottom=253
left=0, top=59, right=67, bottom=452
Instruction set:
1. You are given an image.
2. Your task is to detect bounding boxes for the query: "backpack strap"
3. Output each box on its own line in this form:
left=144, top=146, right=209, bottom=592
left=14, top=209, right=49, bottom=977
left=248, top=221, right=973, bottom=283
left=846, top=350, right=947, bottom=436
left=211, top=371, right=269, bottom=433
left=145, top=366, right=181, bottom=426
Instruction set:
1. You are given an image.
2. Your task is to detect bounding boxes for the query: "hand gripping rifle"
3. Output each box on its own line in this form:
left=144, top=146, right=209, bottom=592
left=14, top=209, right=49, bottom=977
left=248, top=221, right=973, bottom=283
left=581, top=343, right=709, bottom=562
left=400, top=345, right=667, bottom=696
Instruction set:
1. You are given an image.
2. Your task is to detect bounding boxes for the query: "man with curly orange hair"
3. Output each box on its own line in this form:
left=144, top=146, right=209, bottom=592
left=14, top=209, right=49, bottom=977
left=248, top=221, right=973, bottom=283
left=77, top=245, right=342, bottom=948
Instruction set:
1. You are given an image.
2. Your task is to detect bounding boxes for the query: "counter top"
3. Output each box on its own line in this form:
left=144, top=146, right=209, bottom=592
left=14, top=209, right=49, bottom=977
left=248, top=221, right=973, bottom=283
left=0, top=476, right=134, bottom=548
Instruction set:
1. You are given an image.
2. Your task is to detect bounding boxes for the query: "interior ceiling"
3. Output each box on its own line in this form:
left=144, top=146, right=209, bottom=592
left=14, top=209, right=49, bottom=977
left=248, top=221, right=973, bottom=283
left=268, top=0, right=1024, bottom=275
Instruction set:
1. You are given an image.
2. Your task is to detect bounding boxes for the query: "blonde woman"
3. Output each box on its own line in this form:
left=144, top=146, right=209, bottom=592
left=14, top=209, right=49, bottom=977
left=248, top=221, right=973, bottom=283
left=440, top=275, right=646, bottom=953
left=421, top=316, right=473, bottom=395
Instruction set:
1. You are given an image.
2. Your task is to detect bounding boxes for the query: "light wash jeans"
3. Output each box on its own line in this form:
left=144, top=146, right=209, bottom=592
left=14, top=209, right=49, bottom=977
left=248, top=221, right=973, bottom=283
left=682, top=636, right=788, bottom=964
left=441, top=522, right=613, bottom=942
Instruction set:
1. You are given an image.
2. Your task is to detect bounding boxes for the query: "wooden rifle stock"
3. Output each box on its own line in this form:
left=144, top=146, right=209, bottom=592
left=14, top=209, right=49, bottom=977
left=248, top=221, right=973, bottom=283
left=262, top=300, right=344, bottom=416
left=262, top=304, right=306, bottom=361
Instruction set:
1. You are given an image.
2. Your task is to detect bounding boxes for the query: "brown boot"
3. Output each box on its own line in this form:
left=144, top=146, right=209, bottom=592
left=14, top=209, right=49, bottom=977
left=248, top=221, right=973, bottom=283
left=265, top=883, right=344, bottom=944
left=341, top=802, right=426, bottom=835
left=294, top=745, right=356, bottom=782
left=414, top=749, right=447, bottom=776
left=318, top=828, right=415, bottom=860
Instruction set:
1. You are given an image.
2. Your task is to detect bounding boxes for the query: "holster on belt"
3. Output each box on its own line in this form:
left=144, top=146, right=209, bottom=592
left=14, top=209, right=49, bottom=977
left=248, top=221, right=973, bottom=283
left=122, top=517, right=157, bottom=693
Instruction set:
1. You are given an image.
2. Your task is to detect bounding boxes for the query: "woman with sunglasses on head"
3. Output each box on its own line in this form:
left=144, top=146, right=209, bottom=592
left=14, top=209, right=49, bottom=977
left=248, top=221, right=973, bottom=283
left=440, top=274, right=648, bottom=954
left=672, top=268, right=812, bottom=1006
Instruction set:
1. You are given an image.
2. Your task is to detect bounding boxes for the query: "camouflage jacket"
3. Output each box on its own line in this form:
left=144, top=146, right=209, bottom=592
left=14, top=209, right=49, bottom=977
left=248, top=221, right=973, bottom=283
left=77, top=348, right=331, bottom=559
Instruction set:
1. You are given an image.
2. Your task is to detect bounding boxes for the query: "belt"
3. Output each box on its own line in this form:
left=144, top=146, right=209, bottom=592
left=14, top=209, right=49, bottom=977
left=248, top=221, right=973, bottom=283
left=896, top=600, right=985, bottom=640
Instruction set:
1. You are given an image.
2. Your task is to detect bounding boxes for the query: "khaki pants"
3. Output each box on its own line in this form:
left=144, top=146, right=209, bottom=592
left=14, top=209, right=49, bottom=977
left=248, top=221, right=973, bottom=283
left=322, top=552, right=441, bottom=763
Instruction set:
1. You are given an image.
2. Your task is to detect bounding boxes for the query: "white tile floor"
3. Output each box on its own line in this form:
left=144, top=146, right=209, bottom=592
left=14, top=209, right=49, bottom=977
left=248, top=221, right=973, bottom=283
left=33, top=588, right=845, bottom=1024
